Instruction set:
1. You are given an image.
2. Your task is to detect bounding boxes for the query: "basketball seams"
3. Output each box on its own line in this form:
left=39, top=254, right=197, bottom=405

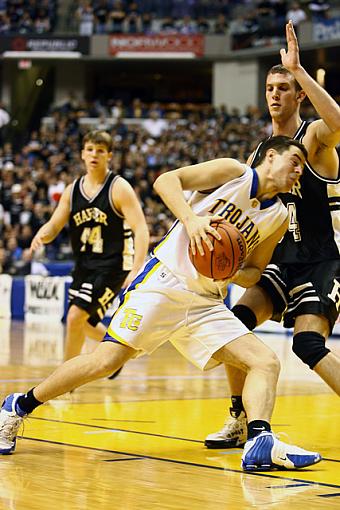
left=210, top=232, right=216, bottom=279
left=224, top=228, right=235, bottom=278
left=188, top=220, right=246, bottom=279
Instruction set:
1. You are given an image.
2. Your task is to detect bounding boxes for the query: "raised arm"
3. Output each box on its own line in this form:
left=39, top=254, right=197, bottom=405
left=153, top=158, right=245, bottom=255
left=113, top=177, right=150, bottom=288
left=30, top=185, right=72, bottom=255
left=281, top=20, right=340, bottom=151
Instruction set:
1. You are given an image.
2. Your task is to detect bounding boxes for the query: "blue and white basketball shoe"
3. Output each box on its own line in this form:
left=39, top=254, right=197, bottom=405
left=0, top=393, right=26, bottom=454
left=241, top=431, right=322, bottom=471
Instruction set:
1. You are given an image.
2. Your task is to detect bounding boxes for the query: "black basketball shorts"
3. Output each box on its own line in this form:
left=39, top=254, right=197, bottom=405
left=258, top=260, right=340, bottom=331
left=68, top=268, right=129, bottom=327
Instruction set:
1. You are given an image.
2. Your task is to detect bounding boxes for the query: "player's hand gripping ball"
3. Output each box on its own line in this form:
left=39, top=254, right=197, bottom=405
left=188, top=220, right=247, bottom=279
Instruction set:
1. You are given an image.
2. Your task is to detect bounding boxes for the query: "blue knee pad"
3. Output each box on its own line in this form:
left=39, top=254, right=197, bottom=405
left=292, top=332, right=330, bottom=369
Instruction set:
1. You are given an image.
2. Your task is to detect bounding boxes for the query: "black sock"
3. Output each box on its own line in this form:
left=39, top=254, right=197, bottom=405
left=247, top=420, right=271, bottom=439
left=231, top=304, right=257, bottom=331
left=230, top=395, right=245, bottom=418
left=16, top=388, right=43, bottom=416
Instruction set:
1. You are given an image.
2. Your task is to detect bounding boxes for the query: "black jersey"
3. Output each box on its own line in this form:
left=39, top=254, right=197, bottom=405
left=250, top=121, right=340, bottom=264
left=69, top=172, right=134, bottom=272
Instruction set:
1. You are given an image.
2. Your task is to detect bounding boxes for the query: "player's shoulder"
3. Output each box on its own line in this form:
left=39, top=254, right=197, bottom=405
left=304, top=118, right=322, bottom=135
left=111, top=174, right=132, bottom=192
left=218, top=158, right=247, bottom=179
left=61, top=183, right=73, bottom=200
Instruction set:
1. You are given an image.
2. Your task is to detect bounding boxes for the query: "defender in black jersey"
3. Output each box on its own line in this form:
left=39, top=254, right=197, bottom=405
left=205, top=21, right=340, bottom=449
left=30, top=130, right=149, bottom=363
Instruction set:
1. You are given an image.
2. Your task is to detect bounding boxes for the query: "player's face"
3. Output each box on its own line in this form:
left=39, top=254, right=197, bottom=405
left=265, top=73, right=300, bottom=120
left=274, top=146, right=305, bottom=192
left=81, top=142, right=112, bottom=171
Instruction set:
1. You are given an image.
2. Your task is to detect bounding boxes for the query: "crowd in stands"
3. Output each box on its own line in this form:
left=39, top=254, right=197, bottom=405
left=75, top=0, right=335, bottom=41
left=0, top=95, right=318, bottom=276
left=0, top=0, right=57, bottom=34
left=0, top=0, right=337, bottom=37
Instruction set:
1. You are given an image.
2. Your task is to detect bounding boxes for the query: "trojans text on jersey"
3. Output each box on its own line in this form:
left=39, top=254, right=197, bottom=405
left=208, top=199, right=260, bottom=252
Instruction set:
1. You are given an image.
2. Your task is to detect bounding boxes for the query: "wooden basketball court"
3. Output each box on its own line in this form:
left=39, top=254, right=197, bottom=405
left=0, top=318, right=339, bottom=509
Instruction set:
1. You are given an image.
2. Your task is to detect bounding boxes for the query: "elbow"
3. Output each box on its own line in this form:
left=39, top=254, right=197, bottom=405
left=153, top=173, right=166, bottom=195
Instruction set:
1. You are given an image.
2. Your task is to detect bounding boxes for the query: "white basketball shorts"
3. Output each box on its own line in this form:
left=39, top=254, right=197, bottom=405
left=104, top=258, right=249, bottom=370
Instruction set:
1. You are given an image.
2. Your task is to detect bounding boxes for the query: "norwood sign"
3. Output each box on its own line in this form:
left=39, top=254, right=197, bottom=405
left=109, top=34, right=204, bottom=58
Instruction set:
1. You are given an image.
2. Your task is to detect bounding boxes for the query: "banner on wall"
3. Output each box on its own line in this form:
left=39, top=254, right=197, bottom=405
left=109, top=34, right=204, bottom=58
left=0, top=35, right=89, bottom=57
left=25, top=275, right=66, bottom=321
left=313, top=18, right=340, bottom=42
left=0, top=274, right=12, bottom=319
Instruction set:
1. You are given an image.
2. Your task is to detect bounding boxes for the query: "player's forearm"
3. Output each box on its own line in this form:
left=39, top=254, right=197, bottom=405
left=131, top=227, right=150, bottom=272
left=230, top=266, right=261, bottom=288
left=293, top=66, right=340, bottom=132
left=35, top=222, right=60, bottom=244
left=153, top=173, right=196, bottom=226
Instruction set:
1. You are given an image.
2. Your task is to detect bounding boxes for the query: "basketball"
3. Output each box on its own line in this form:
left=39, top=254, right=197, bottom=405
left=188, top=220, right=247, bottom=279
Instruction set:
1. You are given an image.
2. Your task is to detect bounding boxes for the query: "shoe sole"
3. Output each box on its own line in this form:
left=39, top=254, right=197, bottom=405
left=0, top=445, right=15, bottom=455
left=205, top=439, right=246, bottom=449
left=242, top=456, right=323, bottom=471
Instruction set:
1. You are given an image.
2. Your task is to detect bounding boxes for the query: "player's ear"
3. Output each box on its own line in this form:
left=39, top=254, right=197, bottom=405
left=296, top=90, right=306, bottom=104
left=266, top=148, right=275, bottom=162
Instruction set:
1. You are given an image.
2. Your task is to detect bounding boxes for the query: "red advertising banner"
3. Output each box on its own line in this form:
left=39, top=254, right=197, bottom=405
left=109, top=34, right=204, bottom=58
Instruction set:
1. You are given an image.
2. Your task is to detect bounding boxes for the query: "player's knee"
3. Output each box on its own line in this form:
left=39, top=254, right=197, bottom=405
left=247, top=346, right=280, bottom=376
left=66, top=305, right=87, bottom=327
left=263, top=350, right=281, bottom=376
left=232, top=304, right=257, bottom=331
left=292, top=332, right=330, bottom=369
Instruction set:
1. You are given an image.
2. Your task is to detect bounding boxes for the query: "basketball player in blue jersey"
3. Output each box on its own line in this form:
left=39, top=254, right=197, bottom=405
left=205, top=21, right=340, bottom=450
left=30, top=130, right=149, bottom=365
left=0, top=136, right=323, bottom=471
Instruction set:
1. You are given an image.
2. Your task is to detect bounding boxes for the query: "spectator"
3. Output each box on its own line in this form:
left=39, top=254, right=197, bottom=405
left=110, top=99, right=125, bottom=120
left=160, top=16, right=177, bottom=33
left=196, top=16, right=210, bottom=33
left=77, top=1, right=94, bottom=35
left=34, top=8, right=51, bottom=33
left=286, top=2, right=306, bottom=27
left=214, top=13, right=229, bottom=34
left=175, top=15, right=197, bottom=34
left=123, top=2, right=142, bottom=33
left=7, top=236, right=23, bottom=262
left=109, top=0, right=126, bottom=33
left=0, top=247, right=11, bottom=274
left=308, top=0, right=330, bottom=20
left=127, top=98, right=146, bottom=118
left=11, top=248, right=49, bottom=276
left=8, top=184, right=24, bottom=226
left=94, top=0, right=109, bottom=34
left=18, top=225, right=34, bottom=250
left=143, top=111, right=169, bottom=138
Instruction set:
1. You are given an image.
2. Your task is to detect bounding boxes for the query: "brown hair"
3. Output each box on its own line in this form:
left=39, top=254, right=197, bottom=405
left=267, top=64, right=302, bottom=92
left=82, top=130, right=113, bottom=152
left=256, top=135, right=307, bottom=164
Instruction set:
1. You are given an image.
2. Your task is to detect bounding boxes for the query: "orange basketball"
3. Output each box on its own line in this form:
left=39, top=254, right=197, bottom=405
left=188, top=220, right=247, bottom=279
